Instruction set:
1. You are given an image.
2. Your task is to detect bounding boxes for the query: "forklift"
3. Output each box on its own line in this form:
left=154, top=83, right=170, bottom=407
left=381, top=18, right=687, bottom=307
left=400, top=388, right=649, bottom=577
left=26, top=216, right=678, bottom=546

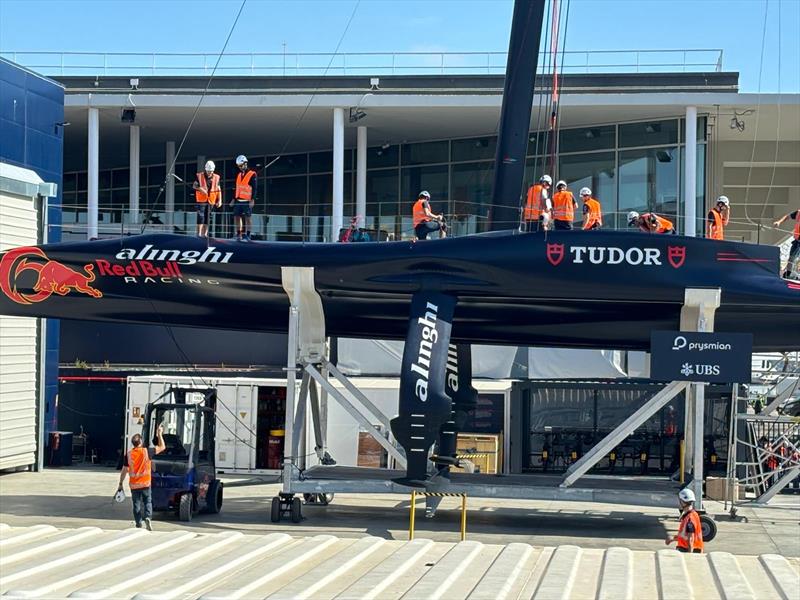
left=141, top=387, right=223, bottom=521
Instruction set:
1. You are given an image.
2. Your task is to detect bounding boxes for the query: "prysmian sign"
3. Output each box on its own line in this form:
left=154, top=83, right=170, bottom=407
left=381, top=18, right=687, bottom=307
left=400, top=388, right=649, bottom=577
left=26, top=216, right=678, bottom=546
left=650, top=331, right=753, bottom=384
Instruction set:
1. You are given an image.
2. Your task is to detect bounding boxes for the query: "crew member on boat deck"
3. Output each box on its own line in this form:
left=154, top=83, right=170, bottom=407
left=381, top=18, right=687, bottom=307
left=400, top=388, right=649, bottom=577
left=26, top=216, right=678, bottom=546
left=192, top=160, right=221, bottom=238
left=580, top=187, right=603, bottom=230
left=773, top=208, right=800, bottom=279
left=707, top=195, right=730, bottom=240
left=339, top=215, right=370, bottom=242
left=522, top=174, right=552, bottom=232
left=551, top=180, right=577, bottom=230
left=628, top=211, right=676, bottom=234
left=412, top=191, right=447, bottom=240
left=231, top=154, right=257, bottom=242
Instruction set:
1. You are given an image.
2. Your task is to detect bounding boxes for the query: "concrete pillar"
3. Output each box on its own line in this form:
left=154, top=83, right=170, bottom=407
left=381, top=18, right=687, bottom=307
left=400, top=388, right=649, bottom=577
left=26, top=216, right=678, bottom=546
left=87, top=107, right=99, bottom=240
left=356, top=125, right=367, bottom=220
left=332, top=108, right=345, bottom=241
left=165, top=141, right=176, bottom=226
left=684, top=106, right=697, bottom=237
left=129, top=125, right=140, bottom=225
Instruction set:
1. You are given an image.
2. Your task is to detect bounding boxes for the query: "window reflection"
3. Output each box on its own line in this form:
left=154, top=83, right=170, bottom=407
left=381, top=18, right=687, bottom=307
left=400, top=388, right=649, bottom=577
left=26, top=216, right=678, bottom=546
left=618, top=147, right=679, bottom=228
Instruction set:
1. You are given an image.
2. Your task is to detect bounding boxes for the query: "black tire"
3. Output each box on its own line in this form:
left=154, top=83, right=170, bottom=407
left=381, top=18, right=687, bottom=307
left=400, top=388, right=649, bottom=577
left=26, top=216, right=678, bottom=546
left=178, top=493, right=193, bottom=522
left=204, top=480, right=223, bottom=514
left=699, top=514, right=717, bottom=542
left=303, top=493, right=334, bottom=505
left=270, top=496, right=281, bottom=523
left=320, top=493, right=334, bottom=505
left=290, top=497, right=302, bottom=523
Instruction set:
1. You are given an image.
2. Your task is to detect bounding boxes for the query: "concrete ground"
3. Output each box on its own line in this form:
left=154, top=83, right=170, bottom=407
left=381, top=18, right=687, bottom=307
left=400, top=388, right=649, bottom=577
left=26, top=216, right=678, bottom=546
left=1, top=465, right=798, bottom=556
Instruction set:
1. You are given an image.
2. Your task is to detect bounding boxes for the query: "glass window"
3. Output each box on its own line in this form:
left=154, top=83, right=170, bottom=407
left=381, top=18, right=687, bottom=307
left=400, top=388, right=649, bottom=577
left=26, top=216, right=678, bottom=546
left=266, top=153, right=307, bottom=177
left=308, top=174, right=351, bottom=217
left=524, top=156, right=550, bottom=191
left=401, top=140, right=448, bottom=166
left=451, top=162, right=493, bottom=233
left=62, top=173, right=77, bottom=193
left=401, top=165, right=449, bottom=212
left=266, top=176, right=307, bottom=217
left=558, top=151, right=616, bottom=227
left=139, top=167, right=148, bottom=189
left=99, top=170, right=112, bottom=189
left=619, top=119, right=678, bottom=148
left=148, top=165, right=166, bottom=185
left=112, top=168, right=130, bottom=188
left=368, top=145, right=399, bottom=169
left=527, top=131, right=551, bottom=157
left=366, top=169, right=399, bottom=217
left=309, top=151, right=332, bottom=173
left=679, top=117, right=708, bottom=142
left=451, top=136, right=497, bottom=162
left=559, top=125, right=615, bottom=153
left=618, top=147, right=679, bottom=227
left=76, top=172, right=88, bottom=191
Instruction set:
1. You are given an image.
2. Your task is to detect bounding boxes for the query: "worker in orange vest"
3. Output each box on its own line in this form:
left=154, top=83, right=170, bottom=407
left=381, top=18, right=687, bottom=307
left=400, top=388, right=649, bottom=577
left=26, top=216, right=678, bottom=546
left=412, top=191, right=447, bottom=240
left=628, top=211, right=676, bottom=234
left=665, top=488, right=704, bottom=553
left=551, top=180, right=577, bottom=230
left=192, top=161, right=222, bottom=238
left=707, top=196, right=730, bottom=240
left=117, top=426, right=166, bottom=530
left=580, top=187, right=603, bottom=230
left=774, top=208, right=800, bottom=279
left=231, top=155, right=258, bottom=242
left=522, top=175, right=552, bottom=232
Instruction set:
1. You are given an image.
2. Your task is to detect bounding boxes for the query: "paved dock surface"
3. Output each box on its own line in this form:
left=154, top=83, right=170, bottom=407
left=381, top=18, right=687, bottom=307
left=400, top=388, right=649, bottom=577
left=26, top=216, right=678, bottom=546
left=1, top=522, right=798, bottom=599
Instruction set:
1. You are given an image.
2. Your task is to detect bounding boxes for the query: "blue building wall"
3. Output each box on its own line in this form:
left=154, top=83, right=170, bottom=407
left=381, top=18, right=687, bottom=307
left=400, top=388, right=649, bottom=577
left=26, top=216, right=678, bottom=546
left=0, top=57, right=64, bottom=435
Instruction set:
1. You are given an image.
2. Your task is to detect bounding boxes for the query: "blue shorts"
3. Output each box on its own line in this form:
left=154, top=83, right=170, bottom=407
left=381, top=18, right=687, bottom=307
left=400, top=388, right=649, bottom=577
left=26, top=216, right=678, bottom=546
left=233, top=202, right=252, bottom=217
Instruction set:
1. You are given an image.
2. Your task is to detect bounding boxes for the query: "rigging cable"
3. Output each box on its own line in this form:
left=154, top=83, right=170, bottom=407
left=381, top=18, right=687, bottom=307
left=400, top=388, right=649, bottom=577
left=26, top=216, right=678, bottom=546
left=758, top=0, right=782, bottom=225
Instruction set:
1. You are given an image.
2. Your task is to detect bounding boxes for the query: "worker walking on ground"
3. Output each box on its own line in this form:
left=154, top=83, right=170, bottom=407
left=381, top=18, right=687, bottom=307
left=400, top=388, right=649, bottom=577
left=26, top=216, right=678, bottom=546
left=192, top=161, right=222, bottom=238
left=117, top=425, right=166, bottom=530
left=522, top=175, right=552, bottom=232
left=231, top=154, right=257, bottom=242
left=412, top=191, right=447, bottom=240
left=580, top=187, right=603, bottom=230
left=551, top=180, right=577, bottom=230
left=773, top=208, right=800, bottom=279
left=628, top=211, right=676, bottom=234
left=707, top=195, right=730, bottom=240
left=665, top=488, right=704, bottom=553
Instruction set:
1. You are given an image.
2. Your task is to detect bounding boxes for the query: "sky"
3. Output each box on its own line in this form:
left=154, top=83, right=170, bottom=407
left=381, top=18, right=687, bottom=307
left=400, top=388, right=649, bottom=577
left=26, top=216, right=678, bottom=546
left=0, top=0, right=797, bottom=93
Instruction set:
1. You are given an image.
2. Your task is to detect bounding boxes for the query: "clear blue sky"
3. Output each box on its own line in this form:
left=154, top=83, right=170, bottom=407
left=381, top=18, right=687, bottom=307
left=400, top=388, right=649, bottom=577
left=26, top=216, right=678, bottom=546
left=0, top=0, right=797, bottom=92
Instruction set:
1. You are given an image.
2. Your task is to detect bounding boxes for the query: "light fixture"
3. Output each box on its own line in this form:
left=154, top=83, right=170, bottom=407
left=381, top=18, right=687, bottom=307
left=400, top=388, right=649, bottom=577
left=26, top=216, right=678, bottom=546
left=381, top=142, right=390, bottom=150
left=349, top=107, right=367, bottom=123
left=370, top=77, right=380, bottom=90
left=645, top=123, right=661, bottom=134
left=730, top=114, right=745, bottom=132
left=54, top=121, right=70, bottom=135
left=121, top=108, right=136, bottom=124
left=129, top=78, right=139, bottom=90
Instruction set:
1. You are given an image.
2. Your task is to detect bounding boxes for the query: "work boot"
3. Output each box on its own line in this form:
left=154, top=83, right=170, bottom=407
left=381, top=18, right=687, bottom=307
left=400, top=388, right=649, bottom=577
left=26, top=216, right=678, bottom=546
left=144, top=518, right=153, bottom=531
left=243, top=233, right=251, bottom=242
left=135, top=522, right=142, bottom=528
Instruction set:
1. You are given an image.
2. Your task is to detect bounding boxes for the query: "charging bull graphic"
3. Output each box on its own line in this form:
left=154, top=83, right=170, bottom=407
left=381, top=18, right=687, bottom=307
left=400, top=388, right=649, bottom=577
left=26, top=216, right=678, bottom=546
left=0, top=247, right=102, bottom=305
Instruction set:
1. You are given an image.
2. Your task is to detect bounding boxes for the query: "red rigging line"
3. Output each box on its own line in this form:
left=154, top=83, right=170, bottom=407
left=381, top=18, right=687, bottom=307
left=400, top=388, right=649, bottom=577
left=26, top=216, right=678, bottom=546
left=547, top=0, right=562, bottom=176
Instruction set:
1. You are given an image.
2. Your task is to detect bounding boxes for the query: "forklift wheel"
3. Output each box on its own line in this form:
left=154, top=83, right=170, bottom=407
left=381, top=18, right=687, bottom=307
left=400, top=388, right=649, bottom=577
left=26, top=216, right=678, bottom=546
left=204, top=481, right=223, bottom=514
left=178, top=493, right=193, bottom=522
left=290, top=497, right=302, bottom=523
left=303, top=493, right=334, bottom=506
left=270, top=497, right=281, bottom=523
left=699, top=514, right=717, bottom=542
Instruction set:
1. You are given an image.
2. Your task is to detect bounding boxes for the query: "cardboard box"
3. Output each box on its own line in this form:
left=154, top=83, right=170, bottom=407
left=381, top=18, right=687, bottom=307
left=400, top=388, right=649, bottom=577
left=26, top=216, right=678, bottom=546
left=453, top=433, right=502, bottom=474
left=705, top=476, right=739, bottom=501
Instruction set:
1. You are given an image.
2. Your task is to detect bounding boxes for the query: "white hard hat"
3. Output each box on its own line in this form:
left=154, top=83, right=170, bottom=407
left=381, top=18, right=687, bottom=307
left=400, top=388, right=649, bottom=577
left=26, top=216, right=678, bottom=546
left=627, top=211, right=640, bottom=224
left=114, top=489, right=126, bottom=503
left=556, top=180, right=567, bottom=189
left=716, top=195, right=730, bottom=207
left=419, top=190, right=431, bottom=199
left=235, top=155, right=248, bottom=166
left=540, top=175, right=552, bottom=184
left=204, top=160, right=215, bottom=172
left=579, top=187, right=592, bottom=197
left=678, top=488, right=696, bottom=503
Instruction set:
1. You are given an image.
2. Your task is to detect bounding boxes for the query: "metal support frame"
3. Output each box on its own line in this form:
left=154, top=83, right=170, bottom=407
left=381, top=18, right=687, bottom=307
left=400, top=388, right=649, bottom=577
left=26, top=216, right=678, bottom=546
left=409, top=491, right=467, bottom=541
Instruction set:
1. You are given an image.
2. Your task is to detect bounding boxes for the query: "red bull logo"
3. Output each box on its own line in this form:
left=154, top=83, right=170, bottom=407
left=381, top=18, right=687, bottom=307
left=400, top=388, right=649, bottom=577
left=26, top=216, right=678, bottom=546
left=0, top=247, right=102, bottom=305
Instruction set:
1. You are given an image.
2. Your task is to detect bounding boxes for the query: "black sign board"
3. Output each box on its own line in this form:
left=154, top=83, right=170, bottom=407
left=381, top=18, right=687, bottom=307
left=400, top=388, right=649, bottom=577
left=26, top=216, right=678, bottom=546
left=650, top=331, right=753, bottom=384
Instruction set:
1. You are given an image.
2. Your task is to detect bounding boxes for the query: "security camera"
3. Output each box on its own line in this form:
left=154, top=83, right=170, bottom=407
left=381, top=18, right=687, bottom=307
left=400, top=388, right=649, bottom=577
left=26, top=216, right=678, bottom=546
left=130, top=78, right=140, bottom=90
left=370, top=77, right=380, bottom=90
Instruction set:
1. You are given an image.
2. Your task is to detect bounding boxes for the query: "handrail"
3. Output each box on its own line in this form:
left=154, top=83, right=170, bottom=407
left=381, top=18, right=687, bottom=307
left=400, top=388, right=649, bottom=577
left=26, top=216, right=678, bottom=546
left=1, top=49, right=724, bottom=77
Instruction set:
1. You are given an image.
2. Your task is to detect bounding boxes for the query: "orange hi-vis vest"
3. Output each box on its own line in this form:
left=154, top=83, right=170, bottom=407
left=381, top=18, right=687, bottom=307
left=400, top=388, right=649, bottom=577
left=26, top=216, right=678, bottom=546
left=643, top=213, right=674, bottom=233
left=676, top=509, right=704, bottom=552
left=195, top=173, right=220, bottom=204
left=413, top=199, right=430, bottom=227
left=552, top=190, right=575, bottom=222
left=582, top=198, right=603, bottom=230
left=127, top=447, right=152, bottom=490
left=709, top=207, right=725, bottom=240
left=235, top=170, right=256, bottom=201
left=794, top=211, right=800, bottom=240
left=523, top=184, right=547, bottom=221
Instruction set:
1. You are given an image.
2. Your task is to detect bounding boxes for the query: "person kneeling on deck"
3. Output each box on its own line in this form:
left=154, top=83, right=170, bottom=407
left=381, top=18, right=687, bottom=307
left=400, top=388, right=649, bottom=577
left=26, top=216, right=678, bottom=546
left=117, top=426, right=166, bottom=530
left=231, top=154, right=257, bottom=242
left=412, top=190, right=447, bottom=240
left=628, top=211, right=676, bottom=234
left=192, top=161, right=222, bottom=238
left=707, top=195, right=730, bottom=240
left=552, top=180, right=577, bottom=230
left=773, top=208, right=800, bottom=279
left=523, top=174, right=552, bottom=232
left=580, top=187, right=603, bottom=230
left=665, top=488, right=704, bottom=553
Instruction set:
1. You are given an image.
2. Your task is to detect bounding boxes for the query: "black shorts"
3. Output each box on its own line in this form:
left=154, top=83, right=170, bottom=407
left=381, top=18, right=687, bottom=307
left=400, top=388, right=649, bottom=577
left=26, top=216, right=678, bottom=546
left=554, top=220, right=573, bottom=230
left=415, top=220, right=443, bottom=240
left=677, top=547, right=702, bottom=553
left=233, top=202, right=252, bottom=218
left=524, top=217, right=546, bottom=232
left=196, top=203, right=211, bottom=225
